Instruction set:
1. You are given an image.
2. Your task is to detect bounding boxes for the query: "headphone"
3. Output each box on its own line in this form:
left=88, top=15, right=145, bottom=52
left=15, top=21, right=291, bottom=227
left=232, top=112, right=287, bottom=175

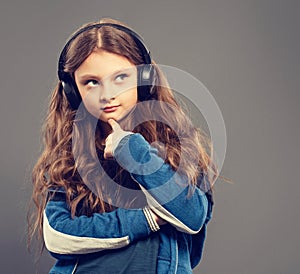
left=57, top=23, right=155, bottom=110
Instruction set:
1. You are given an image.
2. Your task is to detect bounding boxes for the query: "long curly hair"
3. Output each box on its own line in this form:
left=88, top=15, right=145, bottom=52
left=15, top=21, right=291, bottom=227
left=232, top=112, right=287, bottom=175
left=28, top=18, right=218, bottom=252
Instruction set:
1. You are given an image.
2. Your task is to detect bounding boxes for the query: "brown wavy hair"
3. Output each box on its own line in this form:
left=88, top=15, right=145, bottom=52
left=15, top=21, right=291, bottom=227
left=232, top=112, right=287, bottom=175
left=28, top=18, right=218, bottom=252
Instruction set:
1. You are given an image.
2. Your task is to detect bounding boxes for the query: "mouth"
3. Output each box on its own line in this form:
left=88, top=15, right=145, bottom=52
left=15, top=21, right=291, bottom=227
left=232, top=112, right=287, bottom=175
left=101, top=105, right=120, bottom=113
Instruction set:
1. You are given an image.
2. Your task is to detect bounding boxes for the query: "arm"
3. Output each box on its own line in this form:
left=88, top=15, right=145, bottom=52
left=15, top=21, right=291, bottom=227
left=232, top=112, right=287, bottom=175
left=114, top=133, right=208, bottom=234
left=43, top=196, right=159, bottom=259
left=190, top=190, right=214, bottom=268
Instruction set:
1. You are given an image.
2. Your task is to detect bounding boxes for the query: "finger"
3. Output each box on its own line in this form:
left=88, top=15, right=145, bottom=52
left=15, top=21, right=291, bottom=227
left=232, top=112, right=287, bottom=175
left=107, top=119, right=121, bottom=131
left=103, top=145, right=113, bottom=159
left=103, top=149, right=110, bottom=159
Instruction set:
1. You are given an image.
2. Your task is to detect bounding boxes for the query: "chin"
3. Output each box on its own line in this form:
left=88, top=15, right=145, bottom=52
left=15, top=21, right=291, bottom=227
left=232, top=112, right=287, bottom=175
left=99, top=114, right=120, bottom=123
left=100, top=111, right=131, bottom=123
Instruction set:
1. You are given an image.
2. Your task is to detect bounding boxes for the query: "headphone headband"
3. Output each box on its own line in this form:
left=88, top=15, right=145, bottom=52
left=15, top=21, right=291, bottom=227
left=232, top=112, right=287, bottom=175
left=58, top=23, right=151, bottom=80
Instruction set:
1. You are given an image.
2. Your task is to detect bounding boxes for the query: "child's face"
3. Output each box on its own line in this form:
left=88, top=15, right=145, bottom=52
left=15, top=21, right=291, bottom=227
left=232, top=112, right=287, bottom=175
left=74, top=50, right=138, bottom=123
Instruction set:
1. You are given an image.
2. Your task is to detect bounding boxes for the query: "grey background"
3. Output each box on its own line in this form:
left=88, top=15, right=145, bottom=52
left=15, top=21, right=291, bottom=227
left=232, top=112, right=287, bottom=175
left=0, top=0, right=299, bottom=273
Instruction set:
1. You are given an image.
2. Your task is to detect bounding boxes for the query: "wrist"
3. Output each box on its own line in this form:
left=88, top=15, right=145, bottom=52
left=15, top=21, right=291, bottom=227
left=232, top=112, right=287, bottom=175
left=143, top=206, right=160, bottom=232
left=111, top=132, right=134, bottom=156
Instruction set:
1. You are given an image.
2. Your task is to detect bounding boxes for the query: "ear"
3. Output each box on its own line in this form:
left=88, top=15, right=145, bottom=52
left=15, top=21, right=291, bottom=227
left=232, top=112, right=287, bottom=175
left=61, top=74, right=82, bottom=110
left=137, top=64, right=155, bottom=101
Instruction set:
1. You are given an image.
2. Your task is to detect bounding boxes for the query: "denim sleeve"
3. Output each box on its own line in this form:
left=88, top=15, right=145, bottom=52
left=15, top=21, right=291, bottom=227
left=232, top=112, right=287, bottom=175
left=43, top=199, right=152, bottom=259
left=114, top=133, right=208, bottom=234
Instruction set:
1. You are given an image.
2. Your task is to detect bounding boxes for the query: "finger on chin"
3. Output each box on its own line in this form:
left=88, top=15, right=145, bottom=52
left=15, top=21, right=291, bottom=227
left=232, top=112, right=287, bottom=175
left=108, top=118, right=120, bottom=131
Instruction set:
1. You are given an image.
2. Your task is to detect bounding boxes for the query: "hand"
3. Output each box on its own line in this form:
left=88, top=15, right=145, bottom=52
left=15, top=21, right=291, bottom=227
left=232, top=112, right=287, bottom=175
left=104, top=119, right=133, bottom=159
left=152, top=211, right=167, bottom=226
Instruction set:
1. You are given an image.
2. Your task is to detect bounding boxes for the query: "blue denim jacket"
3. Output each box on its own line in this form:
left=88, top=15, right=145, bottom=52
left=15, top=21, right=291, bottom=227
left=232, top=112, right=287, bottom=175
left=43, top=133, right=213, bottom=273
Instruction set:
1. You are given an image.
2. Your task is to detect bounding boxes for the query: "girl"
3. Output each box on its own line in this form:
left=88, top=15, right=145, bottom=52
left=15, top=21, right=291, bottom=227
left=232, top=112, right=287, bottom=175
left=28, top=18, right=217, bottom=274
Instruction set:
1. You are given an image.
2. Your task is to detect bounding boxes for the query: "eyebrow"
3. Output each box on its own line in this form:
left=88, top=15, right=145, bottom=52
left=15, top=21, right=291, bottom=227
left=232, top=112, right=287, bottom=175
left=77, top=74, right=100, bottom=82
left=77, top=68, right=133, bottom=82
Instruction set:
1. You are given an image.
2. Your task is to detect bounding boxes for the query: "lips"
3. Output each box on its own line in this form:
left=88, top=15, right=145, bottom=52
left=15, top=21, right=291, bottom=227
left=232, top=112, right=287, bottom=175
left=102, top=105, right=120, bottom=113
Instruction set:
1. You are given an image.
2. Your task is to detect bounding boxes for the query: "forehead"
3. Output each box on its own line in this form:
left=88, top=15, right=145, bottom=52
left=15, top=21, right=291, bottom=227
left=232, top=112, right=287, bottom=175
left=75, top=50, right=135, bottom=78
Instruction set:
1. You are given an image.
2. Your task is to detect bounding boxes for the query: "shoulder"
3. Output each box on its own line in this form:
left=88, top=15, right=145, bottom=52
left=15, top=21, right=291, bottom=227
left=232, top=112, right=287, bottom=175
left=47, top=187, right=67, bottom=202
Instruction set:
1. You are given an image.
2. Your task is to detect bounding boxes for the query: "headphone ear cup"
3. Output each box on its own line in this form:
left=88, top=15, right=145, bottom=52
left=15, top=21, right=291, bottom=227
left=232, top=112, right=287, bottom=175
left=61, top=74, right=82, bottom=110
left=137, top=64, right=155, bottom=101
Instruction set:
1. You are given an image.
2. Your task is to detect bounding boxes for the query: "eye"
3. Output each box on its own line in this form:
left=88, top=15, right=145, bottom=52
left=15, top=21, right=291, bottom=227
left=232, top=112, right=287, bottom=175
left=115, top=73, right=129, bottom=83
left=84, top=79, right=100, bottom=87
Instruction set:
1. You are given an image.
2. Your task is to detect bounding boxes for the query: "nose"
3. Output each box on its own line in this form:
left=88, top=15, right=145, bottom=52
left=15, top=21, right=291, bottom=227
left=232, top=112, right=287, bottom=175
left=99, top=83, right=115, bottom=103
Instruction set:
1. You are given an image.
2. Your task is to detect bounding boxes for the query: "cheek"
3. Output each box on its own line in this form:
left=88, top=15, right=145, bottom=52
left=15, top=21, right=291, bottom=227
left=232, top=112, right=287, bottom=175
left=81, top=93, right=101, bottom=118
left=125, top=88, right=138, bottom=107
